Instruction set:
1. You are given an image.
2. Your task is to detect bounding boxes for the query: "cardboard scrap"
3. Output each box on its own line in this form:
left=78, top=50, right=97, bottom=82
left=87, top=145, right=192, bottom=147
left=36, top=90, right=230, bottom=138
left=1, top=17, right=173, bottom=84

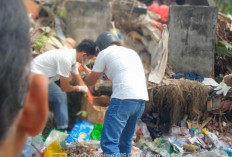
left=187, top=121, right=199, bottom=129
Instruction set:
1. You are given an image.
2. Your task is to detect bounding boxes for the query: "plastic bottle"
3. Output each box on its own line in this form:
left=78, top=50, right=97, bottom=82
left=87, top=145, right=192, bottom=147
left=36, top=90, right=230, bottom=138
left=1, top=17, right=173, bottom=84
left=202, top=129, right=220, bottom=147
left=86, top=89, right=94, bottom=103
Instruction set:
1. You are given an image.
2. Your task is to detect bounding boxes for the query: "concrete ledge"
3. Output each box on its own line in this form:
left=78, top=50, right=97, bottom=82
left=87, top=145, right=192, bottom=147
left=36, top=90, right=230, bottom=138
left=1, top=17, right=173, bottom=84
left=168, top=5, right=218, bottom=77
left=65, top=1, right=111, bottom=44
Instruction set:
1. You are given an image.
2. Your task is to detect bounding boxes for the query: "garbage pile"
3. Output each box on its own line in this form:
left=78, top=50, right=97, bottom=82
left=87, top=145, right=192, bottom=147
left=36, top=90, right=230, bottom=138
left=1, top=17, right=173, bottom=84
left=31, top=105, right=232, bottom=157
left=24, top=0, right=232, bottom=156
left=138, top=108, right=232, bottom=156
left=31, top=121, right=102, bottom=156
left=142, top=67, right=232, bottom=156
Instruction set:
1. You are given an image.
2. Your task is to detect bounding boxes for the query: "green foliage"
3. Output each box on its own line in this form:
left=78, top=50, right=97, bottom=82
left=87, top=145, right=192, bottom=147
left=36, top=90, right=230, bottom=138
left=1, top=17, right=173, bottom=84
left=215, top=0, right=232, bottom=14
left=33, top=31, right=48, bottom=52
left=215, top=74, right=225, bottom=83
left=226, top=5, right=232, bottom=13
left=59, top=9, right=66, bottom=18
left=215, top=41, right=232, bottom=57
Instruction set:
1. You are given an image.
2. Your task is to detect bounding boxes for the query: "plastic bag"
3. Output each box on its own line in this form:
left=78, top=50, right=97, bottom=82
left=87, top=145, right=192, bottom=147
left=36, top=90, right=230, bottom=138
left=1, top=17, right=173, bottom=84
left=148, top=3, right=169, bottom=23
left=90, top=123, right=103, bottom=140
left=44, top=129, right=69, bottom=148
left=66, top=120, right=94, bottom=143
left=136, top=119, right=151, bottom=139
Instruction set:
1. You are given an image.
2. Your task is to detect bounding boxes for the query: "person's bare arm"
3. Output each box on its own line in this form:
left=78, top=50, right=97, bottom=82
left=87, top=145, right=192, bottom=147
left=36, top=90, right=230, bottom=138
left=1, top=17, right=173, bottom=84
left=84, top=71, right=102, bottom=86
left=71, top=73, right=85, bottom=86
left=60, top=76, right=79, bottom=92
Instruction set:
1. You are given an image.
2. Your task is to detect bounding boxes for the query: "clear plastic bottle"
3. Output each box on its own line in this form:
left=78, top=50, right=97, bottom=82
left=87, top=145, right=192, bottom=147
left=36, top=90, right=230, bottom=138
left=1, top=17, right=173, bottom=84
left=202, top=129, right=220, bottom=147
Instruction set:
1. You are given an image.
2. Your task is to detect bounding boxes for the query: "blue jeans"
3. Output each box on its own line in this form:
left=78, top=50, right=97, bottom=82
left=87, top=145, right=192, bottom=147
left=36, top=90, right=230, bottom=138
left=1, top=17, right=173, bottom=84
left=49, top=82, right=68, bottom=129
left=20, top=137, right=32, bottom=157
left=101, top=98, right=145, bottom=157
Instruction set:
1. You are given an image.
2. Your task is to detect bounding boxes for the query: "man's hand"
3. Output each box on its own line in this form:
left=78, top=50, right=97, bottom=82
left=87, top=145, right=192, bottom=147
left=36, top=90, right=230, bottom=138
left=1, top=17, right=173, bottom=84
left=78, top=65, right=91, bottom=74
left=78, top=85, right=88, bottom=93
left=224, top=74, right=232, bottom=87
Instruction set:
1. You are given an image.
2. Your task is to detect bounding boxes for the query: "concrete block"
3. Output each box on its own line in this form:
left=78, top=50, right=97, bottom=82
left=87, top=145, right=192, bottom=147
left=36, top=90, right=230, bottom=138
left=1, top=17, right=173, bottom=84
left=168, top=6, right=218, bottom=77
left=207, top=0, right=216, bottom=6
left=65, top=1, right=111, bottom=44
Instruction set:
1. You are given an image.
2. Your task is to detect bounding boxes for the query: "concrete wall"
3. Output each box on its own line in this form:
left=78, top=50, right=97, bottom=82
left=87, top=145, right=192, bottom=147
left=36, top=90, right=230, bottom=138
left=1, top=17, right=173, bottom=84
left=185, top=0, right=208, bottom=5
left=168, top=6, right=218, bottom=77
left=185, top=0, right=215, bottom=6
left=65, top=1, right=111, bottom=44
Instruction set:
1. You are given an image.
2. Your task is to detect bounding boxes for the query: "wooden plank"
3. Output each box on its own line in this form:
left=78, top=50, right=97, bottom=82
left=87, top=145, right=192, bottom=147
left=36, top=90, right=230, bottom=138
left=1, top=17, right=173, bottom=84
left=199, top=117, right=212, bottom=130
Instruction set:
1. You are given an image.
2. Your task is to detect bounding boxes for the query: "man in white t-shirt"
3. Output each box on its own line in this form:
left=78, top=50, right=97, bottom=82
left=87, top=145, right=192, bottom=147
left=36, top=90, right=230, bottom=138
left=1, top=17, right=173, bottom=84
left=31, top=39, right=97, bottom=131
left=84, top=32, right=149, bottom=156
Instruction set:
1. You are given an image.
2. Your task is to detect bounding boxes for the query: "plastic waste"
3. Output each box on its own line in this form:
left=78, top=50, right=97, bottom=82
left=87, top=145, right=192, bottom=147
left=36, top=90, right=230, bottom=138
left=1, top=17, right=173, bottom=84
left=146, top=151, right=155, bottom=157
left=219, top=139, right=231, bottom=150
left=163, top=134, right=177, bottom=142
left=171, top=126, right=181, bottom=135
left=225, top=148, right=232, bottom=157
left=188, top=136, right=207, bottom=148
left=146, top=138, right=181, bottom=156
left=44, top=129, right=69, bottom=148
left=189, top=128, right=197, bottom=137
left=136, top=119, right=152, bottom=139
left=94, top=148, right=103, bottom=157
left=43, top=141, right=62, bottom=157
left=148, top=3, right=169, bottom=23
left=202, top=129, right=220, bottom=147
left=66, top=120, right=94, bottom=143
left=180, top=127, right=189, bottom=136
left=90, top=123, right=103, bottom=140
left=32, top=134, right=44, bottom=156
left=195, top=148, right=229, bottom=157
left=171, top=141, right=184, bottom=154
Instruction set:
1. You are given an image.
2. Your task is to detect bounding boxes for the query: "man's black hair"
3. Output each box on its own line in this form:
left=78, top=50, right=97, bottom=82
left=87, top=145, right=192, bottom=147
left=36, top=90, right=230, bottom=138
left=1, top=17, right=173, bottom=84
left=76, top=39, right=97, bottom=56
left=0, top=0, right=30, bottom=142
